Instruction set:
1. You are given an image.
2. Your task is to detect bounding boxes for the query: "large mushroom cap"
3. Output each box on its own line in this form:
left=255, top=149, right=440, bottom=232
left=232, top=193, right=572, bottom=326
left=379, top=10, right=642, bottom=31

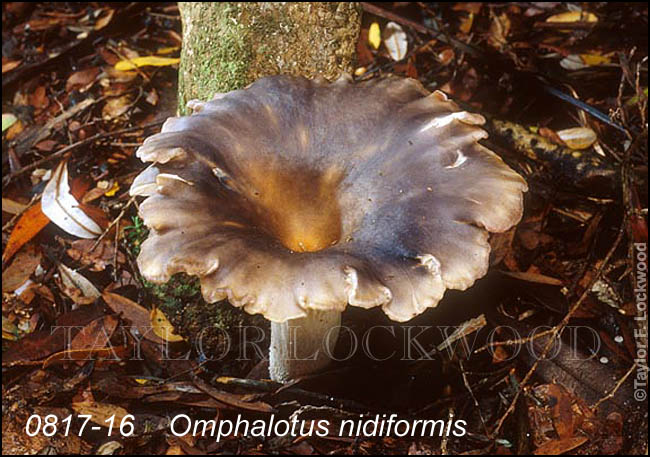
left=131, top=75, right=527, bottom=323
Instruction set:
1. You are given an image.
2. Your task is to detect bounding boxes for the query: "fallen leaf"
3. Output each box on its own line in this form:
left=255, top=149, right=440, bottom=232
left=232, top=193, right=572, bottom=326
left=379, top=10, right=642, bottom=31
left=534, top=436, right=588, bottom=455
left=2, top=59, right=22, bottom=73
left=452, top=3, right=482, bottom=14
left=5, top=118, right=24, bottom=140
left=104, top=181, right=120, bottom=197
left=97, top=441, right=123, bottom=455
left=579, top=53, right=612, bottom=66
left=66, top=67, right=100, bottom=92
left=2, top=202, right=50, bottom=263
left=193, top=377, right=275, bottom=413
left=459, top=12, right=475, bottom=34
left=41, top=161, right=102, bottom=239
left=384, top=21, right=408, bottom=61
left=2, top=244, right=42, bottom=292
left=2, top=304, right=104, bottom=365
left=556, top=127, right=597, bottom=150
left=145, top=88, right=159, bottom=106
left=71, top=401, right=131, bottom=428
left=2, top=197, right=27, bottom=215
left=437, top=48, right=455, bottom=65
left=114, top=56, right=180, bottom=71
left=488, top=12, right=511, bottom=49
left=102, top=292, right=163, bottom=343
left=64, top=237, right=125, bottom=271
left=102, top=95, right=132, bottom=120
left=2, top=113, right=17, bottom=132
left=156, top=46, right=181, bottom=55
left=34, top=139, right=58, bottom=152
left=81, top=186, right=106, bottom=204
left=368, top=22, right=381, bottom=49
left=43, top=346, right=128, bottom=368
left=71, top=314, right=119, bottom=351
left=151, top=307, right=184, bottom=342
left=2, top=316, right=19, bottom=341
left=546, top=11, right=598, bottom=23
left=58, top=263, right=101, bottom=304
left=29, top=85, right=49, bottom=111
left=94, top=8, right=115, bottom=30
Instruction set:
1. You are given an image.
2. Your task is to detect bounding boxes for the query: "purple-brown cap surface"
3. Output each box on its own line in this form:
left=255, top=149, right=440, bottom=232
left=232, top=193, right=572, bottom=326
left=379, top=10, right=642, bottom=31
left=130, top=74, right=527, bottom=323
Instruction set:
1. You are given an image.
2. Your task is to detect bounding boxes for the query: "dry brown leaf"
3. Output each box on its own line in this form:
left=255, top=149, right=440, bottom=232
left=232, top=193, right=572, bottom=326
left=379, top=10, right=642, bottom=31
left=2, top=197, right=27, bottom=215
left=2, top=244, right=41, bottom=292
left=34, top=139, right=58, bottom=152
left=65, top=238, right=124, bottom=271
left=29, top=85, right=49, bottom=111
left=58, top=263, right=101, bottom=304
left=488, top=12, right=511, bottom=50
left=71, top=401, right=131, bottom=428
left=70, top=314, right=119, bottom=351
left=43, top=346, right=129, bottom=368
left=2, top=59, right=22, bottom=73
left=94, top=8, right=115, bottom=30
left=102, top=292, right=163, bottom=343
left=102, top=95, right=132, bottom=120
left=66, top=67, right=100, bottom=92
left=452, top=3, right=483, bottom=14
left=534, top=436, right=589, bottom=455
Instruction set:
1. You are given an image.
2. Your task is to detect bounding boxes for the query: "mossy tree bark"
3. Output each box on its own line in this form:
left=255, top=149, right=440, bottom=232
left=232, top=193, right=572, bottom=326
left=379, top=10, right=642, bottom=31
left=177, top=2, right=361, bottom=113
left=164, top=2, right=360, bottom=375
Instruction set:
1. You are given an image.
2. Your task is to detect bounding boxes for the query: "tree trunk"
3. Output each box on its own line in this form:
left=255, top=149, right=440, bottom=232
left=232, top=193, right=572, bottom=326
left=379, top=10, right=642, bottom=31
left=177, top=2, right=361, bottom=113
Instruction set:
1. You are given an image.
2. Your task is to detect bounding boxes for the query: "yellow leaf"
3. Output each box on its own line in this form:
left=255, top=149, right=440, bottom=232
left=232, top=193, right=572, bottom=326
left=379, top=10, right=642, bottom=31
left=156, top=46, right=180, bottom=55
left=546, top=11, right=598, bottom=23
left=150, top=307, right=184, bottom=342
left=114, top=56, right=180, bottom=71
left=104, top=181, right=120, bottom=197
left=368, top=22, right=381, bottom=50
left=579, top=53, right=611, bottom=66
left=459, top=12, right=474, bottom=34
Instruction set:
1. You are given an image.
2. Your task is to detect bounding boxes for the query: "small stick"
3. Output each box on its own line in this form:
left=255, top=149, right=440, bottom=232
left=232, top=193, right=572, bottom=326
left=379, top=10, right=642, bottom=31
left=2, top=121, right=163, bottom=188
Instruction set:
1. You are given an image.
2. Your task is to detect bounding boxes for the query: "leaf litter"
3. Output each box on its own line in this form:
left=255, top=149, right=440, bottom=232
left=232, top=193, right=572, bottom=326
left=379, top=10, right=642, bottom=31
left=2, top=2, right=648, bottom=455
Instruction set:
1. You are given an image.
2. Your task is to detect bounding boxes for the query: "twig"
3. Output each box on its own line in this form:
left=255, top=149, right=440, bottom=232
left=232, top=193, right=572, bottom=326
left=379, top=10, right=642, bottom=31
left=214, top=376, right=375, bottom=414
left=459, top=360, right=489, bottom=436
left=90, top=195, right=136, bottom=252
left=2, top=121, right=163, bottom=188
left=14, top=97, right=100, bottom=156
left=591, top=363, right=639, bottom=410
left=2, top=193, right=42, bottom=232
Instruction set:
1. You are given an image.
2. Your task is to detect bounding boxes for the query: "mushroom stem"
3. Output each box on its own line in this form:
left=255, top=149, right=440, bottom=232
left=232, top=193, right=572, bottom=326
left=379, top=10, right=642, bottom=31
left=269, top=309, right=341, bottom=382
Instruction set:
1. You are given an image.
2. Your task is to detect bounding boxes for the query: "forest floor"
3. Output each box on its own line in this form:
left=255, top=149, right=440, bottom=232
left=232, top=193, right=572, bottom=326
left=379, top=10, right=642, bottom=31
left=2, top=2, right=648, bottom=455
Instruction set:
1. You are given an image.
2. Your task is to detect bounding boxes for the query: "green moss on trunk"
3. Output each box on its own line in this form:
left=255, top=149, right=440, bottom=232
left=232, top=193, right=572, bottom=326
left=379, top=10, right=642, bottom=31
left=178, top=2, right=360, bottom=113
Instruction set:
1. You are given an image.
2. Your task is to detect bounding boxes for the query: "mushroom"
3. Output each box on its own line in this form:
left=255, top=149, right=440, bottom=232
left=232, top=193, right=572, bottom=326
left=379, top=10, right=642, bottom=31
left=130, top=74, right=527, bottom=382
